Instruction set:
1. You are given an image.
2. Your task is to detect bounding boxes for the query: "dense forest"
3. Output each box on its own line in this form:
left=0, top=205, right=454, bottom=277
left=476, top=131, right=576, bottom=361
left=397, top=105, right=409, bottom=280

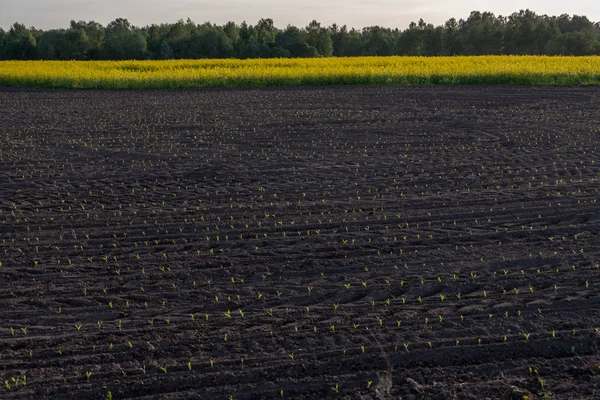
left=1, top=10, right=599, bottom=60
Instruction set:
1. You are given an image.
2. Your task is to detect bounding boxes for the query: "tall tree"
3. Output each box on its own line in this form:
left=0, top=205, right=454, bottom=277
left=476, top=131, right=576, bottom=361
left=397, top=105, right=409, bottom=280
left=64, top=26, right=91, bottom=59
left=0, top=23, right=37, bottom=60
left=504, top=10, right=559, bottom=54
left=36, top=29, right=66, bottom=59
left=240, top=35, right=261, bottom=58
left=1, top=10, right=599, bottom=60
left=305, top=20, right=333, bottom=57
left=460, top=11, right=505, bottom=54
left=194, top=23, right=234, bottom=58
left=363, top=26, right=396, bottom=56
left=256, top=18, right=276, bottom=45
left=0, top=28, right=5, bottom=56
left=223, top=22, right=241, bottom=56
left=397, top=19, right=442, bottom=56
left=504, top=10, right=536, bottom=54
left=70, top=21, right=104, bottom=59
left=422, top=24, right=444, bottom=56
left=143, top=23, right=171, bottom=59
left=162, top=19, right=197, bottom=58
left=276, top=25, right=316, bottom=57
left=442, top=18, right=463, bottom=55
left=103, top=18, right=146, bottom=59
left=159, top=40, right=173, bottom=59
left=546, top=30, right=598, bottom=55
left=330, top=25, right=364, bottom=56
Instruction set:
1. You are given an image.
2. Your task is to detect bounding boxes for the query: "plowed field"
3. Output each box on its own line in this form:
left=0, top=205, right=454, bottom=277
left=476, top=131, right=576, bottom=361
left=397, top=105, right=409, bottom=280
left=1, top=86, right=600, bottom=399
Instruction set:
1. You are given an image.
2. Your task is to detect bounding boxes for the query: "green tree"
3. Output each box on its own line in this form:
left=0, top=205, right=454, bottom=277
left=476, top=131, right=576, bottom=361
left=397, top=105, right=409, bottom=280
left=363, top=26, right=396, bottom=56
left=143, top=23, right=171, bottom=59
left=103, top=18, right=146, bottom=59
left=0, top=28, right=5, bottom=56
left=460, top=11, right=505, bottom=54
left=240, top=36, right=261, bottom=58
left=276, top=25, right=318, bottom=57
left=503, top=10, right=560, bottom=54
left=305, top=20, right=333, bottom=56
left=223, top=22, right=241, bottom=56
left=256, top=18, right=277, bottom=44
left=555, top=14, right=595, bottom=33
left=36, top=26, right=91, bottom=60
left=397, top=19, right=442, bottom=55
left=596, top=23, right=600, bottom=53
left=548, top=14, right=598, bottom=54
left=442, top=18, right=463, bottom=55
left=36, top=29, right=65, bottom=59
left=0, top=23, right=37, bottom=60
left=397, top=22, right=422, bottom=55
left=546, top=30, right=598, bottom=55
left=0, top=10, right=599, bottom=60
left=269, top=45, right=291, bottom=58
left=64, top=27, right=91, bottom=59
left=330, top=25, right=364, bottom=56
left=423, top=25, right=444, bottom=55
left=69, top=21, right=104, bottom=59
left=159, top=40, right=173, bottom=59
left=163, top=19, right=198, bottom=58
left=194, top=23, right=234, bottom=58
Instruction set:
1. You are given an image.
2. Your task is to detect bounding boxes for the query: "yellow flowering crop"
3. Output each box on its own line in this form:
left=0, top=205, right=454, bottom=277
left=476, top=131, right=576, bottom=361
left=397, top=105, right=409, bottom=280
left=1, top=56, right=599, bottom=89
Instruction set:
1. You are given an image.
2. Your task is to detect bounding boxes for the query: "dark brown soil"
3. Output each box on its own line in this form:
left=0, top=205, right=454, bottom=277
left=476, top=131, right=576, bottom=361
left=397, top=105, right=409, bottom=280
left=1, top=85, right=600, bottom=400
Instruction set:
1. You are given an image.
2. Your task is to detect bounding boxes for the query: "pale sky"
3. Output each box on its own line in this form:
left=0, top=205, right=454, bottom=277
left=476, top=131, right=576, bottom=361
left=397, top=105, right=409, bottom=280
left=0, top=0, right=598, bottom=30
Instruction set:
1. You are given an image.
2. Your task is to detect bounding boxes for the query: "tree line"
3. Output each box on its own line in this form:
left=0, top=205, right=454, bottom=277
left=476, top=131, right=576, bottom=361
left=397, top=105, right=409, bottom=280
left=1, top=10, right=599, bottom=60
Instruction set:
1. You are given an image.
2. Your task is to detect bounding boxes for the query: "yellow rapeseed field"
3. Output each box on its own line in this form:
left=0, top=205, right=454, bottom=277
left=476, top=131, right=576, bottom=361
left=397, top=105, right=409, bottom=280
left=1, top=56, right=599, bottom=89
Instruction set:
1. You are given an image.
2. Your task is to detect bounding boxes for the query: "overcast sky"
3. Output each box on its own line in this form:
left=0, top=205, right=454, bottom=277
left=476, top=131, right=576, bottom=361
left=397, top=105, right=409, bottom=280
left=1, top=0, right=598, bottom=30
